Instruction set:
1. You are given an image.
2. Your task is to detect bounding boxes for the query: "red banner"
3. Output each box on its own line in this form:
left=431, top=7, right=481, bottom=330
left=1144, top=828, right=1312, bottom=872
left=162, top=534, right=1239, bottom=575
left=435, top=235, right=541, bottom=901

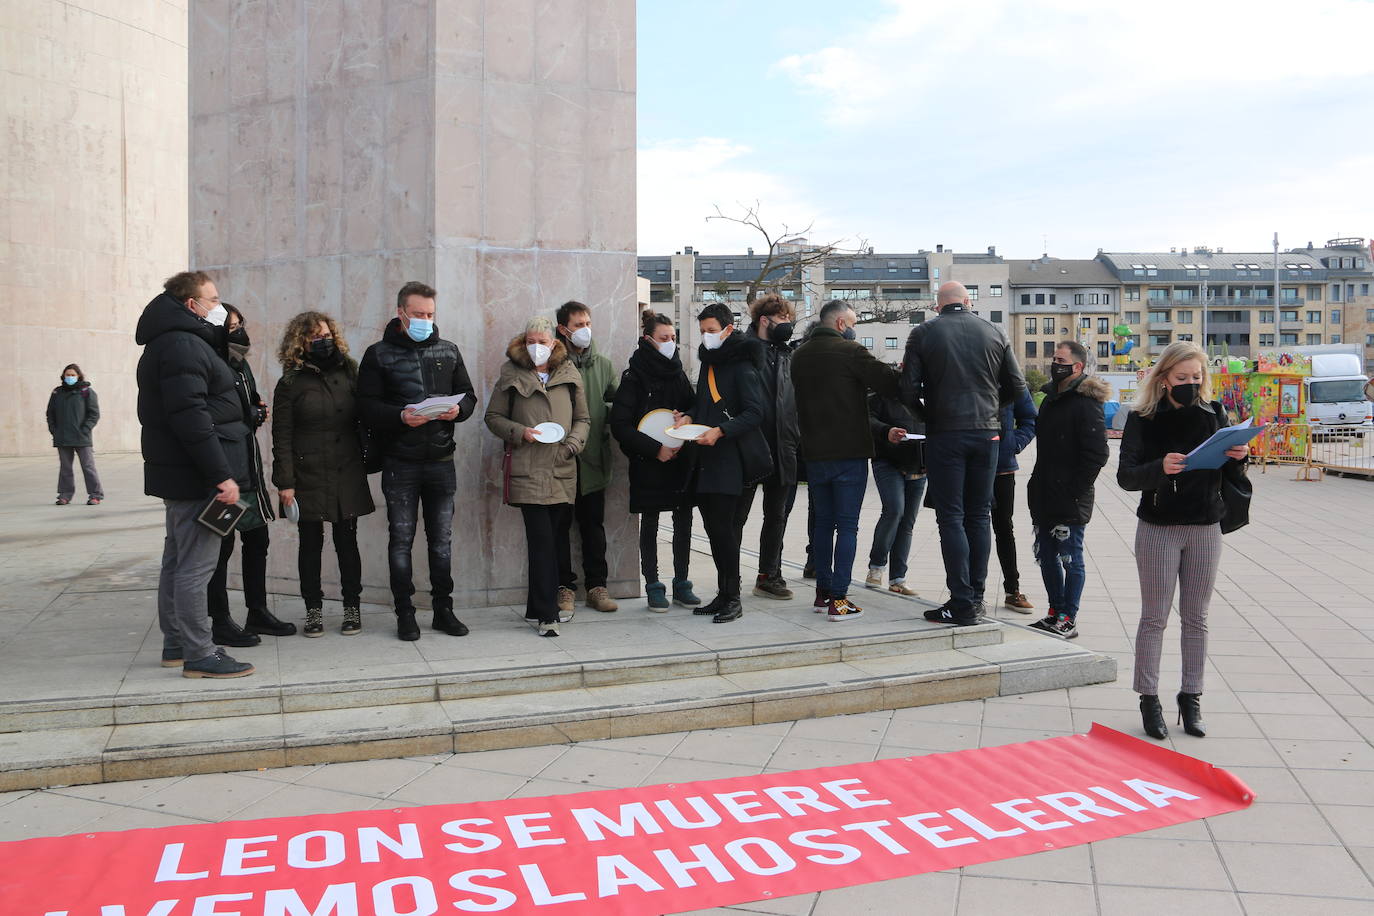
left=3, top=724, right=1252, bottom=915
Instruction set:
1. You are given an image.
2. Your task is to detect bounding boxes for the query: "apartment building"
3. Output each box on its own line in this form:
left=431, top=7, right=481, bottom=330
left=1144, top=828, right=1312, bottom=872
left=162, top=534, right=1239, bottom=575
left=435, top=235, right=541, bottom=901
left=1006, top=258, right=1122, bottom=375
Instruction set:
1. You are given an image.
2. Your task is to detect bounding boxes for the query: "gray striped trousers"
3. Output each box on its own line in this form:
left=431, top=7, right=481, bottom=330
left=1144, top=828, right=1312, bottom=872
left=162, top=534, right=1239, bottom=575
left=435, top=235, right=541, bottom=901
left=1132, top=519, right=1223, bottom=696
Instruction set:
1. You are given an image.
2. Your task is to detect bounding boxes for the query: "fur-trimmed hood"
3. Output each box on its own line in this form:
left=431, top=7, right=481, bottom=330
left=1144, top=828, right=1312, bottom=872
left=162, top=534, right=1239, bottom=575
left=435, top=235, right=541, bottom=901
left=506, top=334, right=571, bottom=371
left=1042, top=373, right=1111, bottom=403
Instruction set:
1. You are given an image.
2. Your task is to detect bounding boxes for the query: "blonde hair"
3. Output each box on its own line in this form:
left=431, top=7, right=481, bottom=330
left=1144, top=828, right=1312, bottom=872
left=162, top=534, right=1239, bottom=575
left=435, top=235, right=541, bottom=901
left=524, top=315, right=555, bottom=336
left=277, top=311, right=350, bottom=370
left=1133, top=341, right=1211, bottom=418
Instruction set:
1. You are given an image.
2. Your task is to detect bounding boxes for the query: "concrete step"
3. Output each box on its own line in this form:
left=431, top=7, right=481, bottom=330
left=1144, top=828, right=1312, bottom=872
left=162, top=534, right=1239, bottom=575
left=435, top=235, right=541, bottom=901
left=0, top=626, right=1113, bottom=790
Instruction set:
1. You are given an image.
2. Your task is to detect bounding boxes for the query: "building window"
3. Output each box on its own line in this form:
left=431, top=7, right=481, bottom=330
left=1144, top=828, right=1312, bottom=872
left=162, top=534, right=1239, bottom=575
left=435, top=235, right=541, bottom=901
left=1367, top=308, right=1374, bottom=322
left=1280, top=310, right=1299, bottom=323
left=860, top=337, right=874, bottom=349
left=1149, top=334, right=1171, bottom=347
left=1049, top=294, right=1057, bottom=305
left=991, top=285, right=1003, bottom=297
left=1073, top=293, right=1084, bottom=306
left=1148, top=288, right=1168, bottom=301
left=673, top=270, right=680, bottom=281
left=990, top=310, right=1003, bottom=323
left=1332, top=335, right=1341, bottom=344
left=1080, top=316, right=1091, bottom=329
left=1126, top=288, right=1141, bottom=301
left=932, top=268, right=940, bottom=279
left=1125, top=311, right=1140, bottom=324
left=1307, top=334, right=1322, bottom=345
left=1098, top=318, right=1109, bottom=334
left=1035, top=294, right=1046, bottom=305
left=1020, top=294, right=1031, bottom=306
left=1178, top=334, right=1193, bottom=342
left=1042, top=317, right=1054, bottom=334
left=967, top=286, right=979, bottom=299
left=1176, top=310, right=1193, bottom=324
left=1280, top=333, right=1298, bottom=345
left=1307, top=310, right=1321, bottom=324
left=1362, top=284, right=1370, bottom=296
left=1103, top=293, right=1111, bottom=305
left=1259, top=334, right=1275, bottom=347
left=1024, top=317, right=1036, bottom=334
left=885, top=337, right=898, bottom=350
left=1259, top=311, right=1274, bottom=323
left=1025, top=341, right=1037, bottom=358
left=1332, top=284, right=1342, bottom=301
left=1281, top=288, right=1299, bottom=301
left=1097, top=341, right=1110, bottom=358
left=1331, top=310, right=1341, bottom=324
left=1368, top=335, right=1374, bottom=347
left=1089, top=293, right=1100, bottom=305
left=1148, top=310, right=1170, bottom=323
left=1308, top=285, right=1322, bottom=300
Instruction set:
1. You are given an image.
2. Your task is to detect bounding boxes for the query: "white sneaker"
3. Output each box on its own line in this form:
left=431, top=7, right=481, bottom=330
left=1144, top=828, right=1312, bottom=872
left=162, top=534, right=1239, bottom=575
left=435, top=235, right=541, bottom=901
left=865, top=568, right=884, bottom=589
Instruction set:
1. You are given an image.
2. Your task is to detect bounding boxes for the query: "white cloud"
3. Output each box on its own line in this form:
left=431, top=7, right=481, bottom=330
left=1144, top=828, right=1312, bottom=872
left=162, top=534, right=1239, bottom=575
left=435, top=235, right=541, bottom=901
left=636, top=137, right=859, bottom=255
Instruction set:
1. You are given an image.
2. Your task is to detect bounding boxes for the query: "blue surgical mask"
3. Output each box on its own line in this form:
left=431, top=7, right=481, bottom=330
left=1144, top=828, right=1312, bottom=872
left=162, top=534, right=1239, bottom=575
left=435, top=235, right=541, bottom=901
left=405, top=317, right=433, bottom=342
left=63, top=376, right=78, bottom=386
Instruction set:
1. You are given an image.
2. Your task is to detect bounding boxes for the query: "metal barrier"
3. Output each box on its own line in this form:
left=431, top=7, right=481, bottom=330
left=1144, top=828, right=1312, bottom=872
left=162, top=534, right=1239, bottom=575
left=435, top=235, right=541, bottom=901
left=1305, top=424, right=1374, bottom=479
left=1251, top=423, right=1309, bottom=474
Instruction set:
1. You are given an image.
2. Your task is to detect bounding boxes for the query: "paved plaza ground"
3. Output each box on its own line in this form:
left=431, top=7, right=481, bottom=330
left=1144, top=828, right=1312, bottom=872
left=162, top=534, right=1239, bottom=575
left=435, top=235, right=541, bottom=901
left=1, top=443, right=1372, bottom=913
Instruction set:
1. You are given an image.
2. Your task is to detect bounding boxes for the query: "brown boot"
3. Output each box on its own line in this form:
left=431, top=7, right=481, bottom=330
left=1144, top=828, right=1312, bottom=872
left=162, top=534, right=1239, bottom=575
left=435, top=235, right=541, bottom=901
left=585, top=586, right=619, bottom=612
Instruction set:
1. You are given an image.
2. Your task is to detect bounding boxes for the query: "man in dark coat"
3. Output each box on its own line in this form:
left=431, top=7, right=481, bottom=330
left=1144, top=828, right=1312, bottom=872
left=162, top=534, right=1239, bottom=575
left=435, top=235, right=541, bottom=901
left=683, top=302, right=768, bottom=624
left=356, top=280, right=477, bottom=642
left=135, top=270, right=254, bottom=678
left=901, top=281, right=1026, bottom=626
left=1027, top=341, right=1110, bottom=639
left=792, top=300, right=900, bottom=621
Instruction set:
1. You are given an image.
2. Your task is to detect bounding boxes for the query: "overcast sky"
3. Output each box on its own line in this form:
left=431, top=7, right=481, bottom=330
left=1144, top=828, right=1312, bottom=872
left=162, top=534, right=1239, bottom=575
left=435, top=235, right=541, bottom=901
left=636, top=0, right=1374, bottom=260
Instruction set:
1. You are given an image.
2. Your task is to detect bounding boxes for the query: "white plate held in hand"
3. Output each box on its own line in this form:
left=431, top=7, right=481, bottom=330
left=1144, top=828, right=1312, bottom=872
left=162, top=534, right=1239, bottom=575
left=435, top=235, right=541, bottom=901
left=532, top=422, right=565, bottom=443
left=637, top=408, right=682, bottom=449
left=665, top=424, right=712, bottom=441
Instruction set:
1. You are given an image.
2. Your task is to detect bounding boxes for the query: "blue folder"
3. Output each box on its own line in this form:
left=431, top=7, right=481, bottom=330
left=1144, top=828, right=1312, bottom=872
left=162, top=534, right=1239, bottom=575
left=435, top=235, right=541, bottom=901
left=1183, top=421, right=1265, bottom=471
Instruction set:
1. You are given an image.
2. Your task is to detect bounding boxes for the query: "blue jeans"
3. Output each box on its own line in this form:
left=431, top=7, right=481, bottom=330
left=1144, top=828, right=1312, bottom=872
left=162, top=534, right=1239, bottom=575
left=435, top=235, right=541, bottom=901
left=1034, top=524, right=1086, bottom=621
left=924, top=430, right=1000, bottom=616
left=381, top=456, right=457, bottom=613
left=808, top=458, right=868, bottom=598
left=868, top=461, right=927, bottom=582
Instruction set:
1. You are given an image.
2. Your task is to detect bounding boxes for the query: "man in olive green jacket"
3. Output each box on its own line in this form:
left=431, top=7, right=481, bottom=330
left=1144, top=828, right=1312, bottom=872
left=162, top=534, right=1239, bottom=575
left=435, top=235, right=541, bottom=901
left=555, top=301, right=620, bottom=613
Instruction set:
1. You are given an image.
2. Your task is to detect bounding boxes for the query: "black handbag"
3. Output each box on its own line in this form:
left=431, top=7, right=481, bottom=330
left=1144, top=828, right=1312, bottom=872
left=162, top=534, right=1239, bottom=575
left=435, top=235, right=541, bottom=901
left=1213, top=403, right=1251, bottom=534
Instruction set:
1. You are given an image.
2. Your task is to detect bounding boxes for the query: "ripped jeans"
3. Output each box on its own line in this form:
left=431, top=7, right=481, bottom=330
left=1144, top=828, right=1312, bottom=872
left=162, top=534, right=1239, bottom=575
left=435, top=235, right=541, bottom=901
left=1033, top=523, right=1086, bottom=621
left=382, top=456, right=457, bottom=613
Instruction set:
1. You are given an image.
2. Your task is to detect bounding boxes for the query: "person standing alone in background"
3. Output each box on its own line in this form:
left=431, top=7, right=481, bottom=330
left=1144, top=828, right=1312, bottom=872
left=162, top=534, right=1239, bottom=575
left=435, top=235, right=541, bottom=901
left=47, top=363, right=103, bottom=506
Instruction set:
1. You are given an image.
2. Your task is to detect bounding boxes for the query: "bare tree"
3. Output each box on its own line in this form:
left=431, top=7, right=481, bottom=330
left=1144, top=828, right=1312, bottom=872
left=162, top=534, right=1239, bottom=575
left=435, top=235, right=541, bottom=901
left=706, top=202, right=867, bottom=305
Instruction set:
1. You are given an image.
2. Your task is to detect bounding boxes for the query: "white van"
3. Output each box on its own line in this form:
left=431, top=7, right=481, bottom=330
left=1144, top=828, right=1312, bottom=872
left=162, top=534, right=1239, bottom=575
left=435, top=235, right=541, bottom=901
left=1305, top=353, right=1373, bottom=430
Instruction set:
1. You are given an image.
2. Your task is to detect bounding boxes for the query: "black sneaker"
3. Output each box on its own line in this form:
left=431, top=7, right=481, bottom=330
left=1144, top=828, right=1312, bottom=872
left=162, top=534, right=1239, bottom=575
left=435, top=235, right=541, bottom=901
left=1046, top=614, right=1078, bottom=639
left=1029, top=611, right=1059, bottom=633
left=923, top=604, right=982, bottom=627
left=712, top=597, right=743, bottom=623
left=752, top=574, right=793, bottom=600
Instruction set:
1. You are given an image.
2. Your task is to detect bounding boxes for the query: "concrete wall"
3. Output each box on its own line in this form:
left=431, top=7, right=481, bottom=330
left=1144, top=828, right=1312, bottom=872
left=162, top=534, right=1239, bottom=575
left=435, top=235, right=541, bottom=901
left=190, top=0, right=638, bottom=609
left=1, top=1, right=189, bottom=457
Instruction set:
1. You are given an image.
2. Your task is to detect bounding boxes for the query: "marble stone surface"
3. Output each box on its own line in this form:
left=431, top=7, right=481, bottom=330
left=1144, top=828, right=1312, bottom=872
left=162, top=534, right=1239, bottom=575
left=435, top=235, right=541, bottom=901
left=0, top=1, right=190, bottom=456
left=190, top=1, right=638, bottom=607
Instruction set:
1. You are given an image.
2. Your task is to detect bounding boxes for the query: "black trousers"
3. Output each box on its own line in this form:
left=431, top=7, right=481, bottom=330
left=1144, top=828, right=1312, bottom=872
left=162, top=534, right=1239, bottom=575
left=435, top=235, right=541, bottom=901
left=697, top=493, right=741, bottom=600
left=640, top=506, right=694, bottom=584
left=298, top=518, right=362, bottom=608
left=733, top=473, right=793, bottom=579
left=207, top=523, right=269, bottom=619
left=521, top=504, right=569, bottom=623
left=556, top=483, right=608, bottom=591
left=992, top=471, right=1020, bottom=594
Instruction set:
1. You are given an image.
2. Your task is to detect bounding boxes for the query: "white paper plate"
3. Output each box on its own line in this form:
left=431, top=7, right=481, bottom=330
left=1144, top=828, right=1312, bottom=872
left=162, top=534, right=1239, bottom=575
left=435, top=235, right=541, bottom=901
left=411, top=403, right=453, bottom=418
left=903, top=433, right=927, bottom=440
left=637, top=408, right=682, bottom=448
left=280, top=498, right=300, bottom=523
left=532, top=422, right=565, bottom=443
left=664, top=423, right=711, bottom=441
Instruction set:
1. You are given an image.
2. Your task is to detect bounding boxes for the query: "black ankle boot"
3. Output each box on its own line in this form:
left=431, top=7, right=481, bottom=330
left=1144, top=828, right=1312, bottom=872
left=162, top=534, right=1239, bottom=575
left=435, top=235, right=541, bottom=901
left=245, top=606, right=297, bottom=637
left=211, top=615, right=262, bottom=648
left=396, top=610, right=420, bottom=642
left=1176, top=692, right=1206, bottom=737
left=1139, top=694, right=1168, bottom=740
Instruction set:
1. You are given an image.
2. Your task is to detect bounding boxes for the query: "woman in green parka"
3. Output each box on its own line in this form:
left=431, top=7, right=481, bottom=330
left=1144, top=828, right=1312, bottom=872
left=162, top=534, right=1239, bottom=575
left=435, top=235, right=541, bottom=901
left=272, top=311, right=376, bottom=637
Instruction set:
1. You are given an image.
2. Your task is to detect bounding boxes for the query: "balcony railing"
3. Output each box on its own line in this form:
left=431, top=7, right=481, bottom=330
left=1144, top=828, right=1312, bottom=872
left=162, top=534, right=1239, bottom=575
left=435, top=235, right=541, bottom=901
left=1148, top=320, right=1173, bottom=330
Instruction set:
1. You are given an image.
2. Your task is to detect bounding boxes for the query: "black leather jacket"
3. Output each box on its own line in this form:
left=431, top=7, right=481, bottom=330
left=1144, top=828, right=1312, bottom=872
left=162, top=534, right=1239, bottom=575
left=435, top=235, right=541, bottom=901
left=899, top=306, right=1026, bottom=433
left=747, top=327, right=800, bottom=485
left=356, top=318, right=476, bottom=462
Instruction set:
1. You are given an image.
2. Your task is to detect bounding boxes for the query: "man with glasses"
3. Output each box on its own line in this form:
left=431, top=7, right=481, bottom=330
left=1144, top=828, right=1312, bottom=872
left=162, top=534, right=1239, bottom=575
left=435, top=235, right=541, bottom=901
left=135, top=271, right=254, bottom=678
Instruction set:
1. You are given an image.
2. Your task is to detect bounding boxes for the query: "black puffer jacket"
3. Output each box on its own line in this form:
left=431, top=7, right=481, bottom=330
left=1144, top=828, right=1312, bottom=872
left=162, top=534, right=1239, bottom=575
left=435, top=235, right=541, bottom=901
left=135, top=293, right=251, bottom=499
left=1027, top=375, right=1110, bottom=527
left=272, top=357, right=375, bottom=523
left=747, top=327, right=800, bottom=485
left=1117, top=399, right=1238, bottom=526
left=47, top=381, right=100, bottom=448
left=900, top=305, right=1026, bottom=432
left=690, top=331, right=769, bottom=496
left=868, top=393, right=925, bottom=476
left=355, top=318, right=476, bottom=462
left=609, top=339, right=696, bottom=513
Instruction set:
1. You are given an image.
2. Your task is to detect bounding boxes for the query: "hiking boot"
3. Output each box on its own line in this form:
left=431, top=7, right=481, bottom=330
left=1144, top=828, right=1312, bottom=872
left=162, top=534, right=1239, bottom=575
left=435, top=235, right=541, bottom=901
left=813, top=587, right=829, bottom=612
left=923, top=604, right=981, bottom=626
left=160, top=647, right=183, bottom=668
left=889, top=581, right=918, bottom=597
left=826, top=597, right=864, bottom=621
left=557, top=587, right=576, bottom=615
left=538, top=620, right=559, bottom=638
left=645, top=581, right=670, bottom=612
left=1004, top=592, right=1035, bottom=614
left=183, top=649, right=254, bottom=679
left=341, top=606, right=361, bottom=636
left=712, top=597, right=743, bottom=623
left=753, top=574, right=792, bottom=600
left=1046, top=614, right=1078, bottom=639
left=245, top=606, right=296, bottom=637
left=433, top=607, right=470, bottom=636
left=586, top=586, right=618, bottom=613
left=303, top=607, right=324, bottom=638
left=672, top=579, right=701, bottom=607
left=211, top=616, right=261, bottom=648
left=396, top=609, right=420, bottom=641
left=865, top=567, right=884, bottom=589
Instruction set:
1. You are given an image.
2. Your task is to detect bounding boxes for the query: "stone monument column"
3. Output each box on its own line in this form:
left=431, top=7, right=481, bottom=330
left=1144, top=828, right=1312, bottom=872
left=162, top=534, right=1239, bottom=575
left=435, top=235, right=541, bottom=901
left=190, top=0, right=638, bottom=609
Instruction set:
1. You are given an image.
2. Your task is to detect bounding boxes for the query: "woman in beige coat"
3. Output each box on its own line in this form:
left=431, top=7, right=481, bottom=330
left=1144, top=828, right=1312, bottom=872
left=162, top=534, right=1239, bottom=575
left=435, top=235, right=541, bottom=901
left=485, top=316, right=591, bottom=636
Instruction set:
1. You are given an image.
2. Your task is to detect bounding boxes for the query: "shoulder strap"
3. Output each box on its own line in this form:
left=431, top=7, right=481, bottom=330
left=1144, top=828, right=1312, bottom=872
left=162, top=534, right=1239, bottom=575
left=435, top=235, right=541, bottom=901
left=708, top=365, right=722, bottom=403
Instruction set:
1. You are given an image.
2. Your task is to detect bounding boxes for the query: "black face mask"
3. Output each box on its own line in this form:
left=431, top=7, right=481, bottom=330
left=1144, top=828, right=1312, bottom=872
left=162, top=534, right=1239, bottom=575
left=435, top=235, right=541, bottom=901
left=227, top=327, right=250, bottom=348
left=1170, top=382, right=1201, bottom=406
left=307, top=337, right=340, bottom=364
left=767, top=321, right=794, bottom=344
left=1049, top=363, right=1075, bottom=382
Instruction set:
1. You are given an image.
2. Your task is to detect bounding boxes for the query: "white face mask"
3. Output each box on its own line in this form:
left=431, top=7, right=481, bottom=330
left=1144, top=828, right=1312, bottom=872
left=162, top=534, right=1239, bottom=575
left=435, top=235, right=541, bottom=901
left=205, top=304, right=228, bottom=327
left=702, top=331, right=724, bottom=350
left=527, top=343, right=551, bottom=366
left=569, top=326, right=593, bottom=349
left=656, top=339, right=676, bottom=360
